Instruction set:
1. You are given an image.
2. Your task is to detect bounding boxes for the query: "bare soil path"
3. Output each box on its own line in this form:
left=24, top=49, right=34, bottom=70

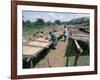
left=35, top=39, right=68, bottom=68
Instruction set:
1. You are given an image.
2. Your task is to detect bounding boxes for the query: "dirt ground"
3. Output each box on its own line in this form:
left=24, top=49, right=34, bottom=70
left=35, top=38, right=68, bottom=68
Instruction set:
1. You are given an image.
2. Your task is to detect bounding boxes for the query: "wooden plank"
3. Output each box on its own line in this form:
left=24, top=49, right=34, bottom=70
left=35, top=37, right=50, bottom=43
left=70, top=36, right=89, bottom=42
left=72, top=34, right=89, bottom=38
left=23, top=44, right=45, bottom=48
left=28, top=41, right=50, bottom=47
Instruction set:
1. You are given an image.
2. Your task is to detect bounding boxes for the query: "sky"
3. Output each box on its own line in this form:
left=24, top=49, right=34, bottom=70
left=22, top=11, right=90, bottom=22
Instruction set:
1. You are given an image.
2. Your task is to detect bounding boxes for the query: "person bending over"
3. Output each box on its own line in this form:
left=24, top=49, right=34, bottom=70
left=49, top=32, right=58, bottom=49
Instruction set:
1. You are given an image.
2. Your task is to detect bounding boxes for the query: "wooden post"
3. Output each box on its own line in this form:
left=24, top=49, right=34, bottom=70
left=26, top=58, right=33, bottom=68
left=74, top=40, right=83, bottom=66
left=30, top=59, right=33, bottom=68
left=66, top=56, right=69, bottom=66
left=74, top=40, right=83, bottom=53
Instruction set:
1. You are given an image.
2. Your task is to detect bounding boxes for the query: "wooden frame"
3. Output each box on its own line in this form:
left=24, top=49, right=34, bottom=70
left=11, top=1, right=97, bottom=79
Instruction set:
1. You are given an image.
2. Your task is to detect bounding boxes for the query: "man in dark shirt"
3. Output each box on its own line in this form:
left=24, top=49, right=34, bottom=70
left=49, top=32, right=58, bottom=49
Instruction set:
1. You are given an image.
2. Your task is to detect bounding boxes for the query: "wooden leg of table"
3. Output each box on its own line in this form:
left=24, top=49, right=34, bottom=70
left=74, top=54, right=79, bottom=66
left=30, top=59, right=33, bottom=68
left=74, top=52, right=81, bottom=66
left=66, top=56, right=69, bottom=66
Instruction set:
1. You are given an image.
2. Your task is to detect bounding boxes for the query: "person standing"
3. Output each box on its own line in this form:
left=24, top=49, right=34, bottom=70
left=63, top=25, right=68, bottom=41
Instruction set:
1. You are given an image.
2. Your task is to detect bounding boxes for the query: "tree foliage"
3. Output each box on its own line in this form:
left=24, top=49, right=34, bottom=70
left=55, top=20, right=61, bottom=25
left=23, top=17, right=89, bottom=29
left=34, top=18, right=45, bottom=27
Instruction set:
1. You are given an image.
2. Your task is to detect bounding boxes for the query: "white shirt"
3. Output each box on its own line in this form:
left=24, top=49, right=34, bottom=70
left=64, top=27, right=68, bottom=36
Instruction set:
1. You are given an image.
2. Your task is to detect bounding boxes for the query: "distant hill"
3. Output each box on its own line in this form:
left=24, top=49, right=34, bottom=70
left=67, top=17, right=89, bottom=25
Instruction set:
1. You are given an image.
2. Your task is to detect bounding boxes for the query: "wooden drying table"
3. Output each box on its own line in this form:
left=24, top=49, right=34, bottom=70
left=23, top=37, right=52, bottom=68
left=69, top=29, right=89, bottom=66
left=23, top=38, right=51, bottom=58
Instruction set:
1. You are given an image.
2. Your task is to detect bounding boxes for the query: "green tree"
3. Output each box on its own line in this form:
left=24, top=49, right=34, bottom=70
left=34, top=18, right=45, bottom=27
left=55, top=20, right=61, bottom=25
left=25, top=20, right=33, bottom=28
left=23, top=20, right=26, bottom=26
left=46, top=21, right=52, bottom=26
